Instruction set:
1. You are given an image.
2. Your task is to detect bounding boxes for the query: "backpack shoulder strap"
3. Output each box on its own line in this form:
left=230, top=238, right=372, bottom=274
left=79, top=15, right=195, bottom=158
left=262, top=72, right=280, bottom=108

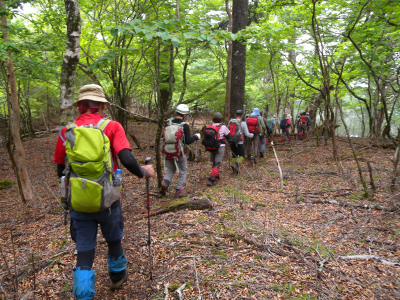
left=59, top=122, right=77, bottom=143
left=95, top=118, right=110, bottom=131
left=59, top=126, right=67, bottom=143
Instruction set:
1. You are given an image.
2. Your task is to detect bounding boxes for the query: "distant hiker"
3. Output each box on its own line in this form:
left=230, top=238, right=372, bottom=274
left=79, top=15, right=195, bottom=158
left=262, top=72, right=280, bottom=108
left=266, top=115, right=276, bottom=144
left=202, top=112, right=229, bottom=186
left=227, top=110, right=254, bottom=174
left=53, top=84, right=155, bottom=300
left=295, top=114, right=302, bottom=139
left=298, top=112, right=312, bottom=139
left=160, top=104, right=201, bottom=197
left=245, top=108, right=266, bottom=163
left=259, top=111, right=270, bottom=157
left=279, top=113, right=291, bottom=142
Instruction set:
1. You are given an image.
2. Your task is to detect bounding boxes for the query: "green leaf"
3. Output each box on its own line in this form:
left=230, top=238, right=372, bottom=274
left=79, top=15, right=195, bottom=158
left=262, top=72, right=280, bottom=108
left=110, top=28, right=118, bottom=37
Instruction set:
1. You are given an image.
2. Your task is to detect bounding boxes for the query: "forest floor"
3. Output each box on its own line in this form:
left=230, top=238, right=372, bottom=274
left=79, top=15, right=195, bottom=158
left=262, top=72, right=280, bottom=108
left=0, top=121, right=399, bottom=300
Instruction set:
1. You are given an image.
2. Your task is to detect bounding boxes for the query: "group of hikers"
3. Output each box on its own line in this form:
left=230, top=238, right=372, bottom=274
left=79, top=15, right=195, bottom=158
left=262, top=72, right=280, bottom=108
left=160, top=105, right=312, bottom=197
left=53, top=84, right=312, bottom=299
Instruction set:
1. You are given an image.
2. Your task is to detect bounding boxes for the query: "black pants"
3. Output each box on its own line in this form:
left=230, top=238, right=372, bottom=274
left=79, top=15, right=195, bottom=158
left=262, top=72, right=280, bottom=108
left=230, top=143, right=245, bottom=159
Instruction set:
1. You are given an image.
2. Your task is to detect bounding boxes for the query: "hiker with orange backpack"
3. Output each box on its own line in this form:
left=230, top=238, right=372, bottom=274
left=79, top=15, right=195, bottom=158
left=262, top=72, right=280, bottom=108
left=227, top=110, right=254, bottom=174
left=160, top=104, right=201, bottom=197
left=202, top=112, right=230, bottom=186
left=298, top=112, right=312, bottom=139
left=245, top=108, right=266, bottom=163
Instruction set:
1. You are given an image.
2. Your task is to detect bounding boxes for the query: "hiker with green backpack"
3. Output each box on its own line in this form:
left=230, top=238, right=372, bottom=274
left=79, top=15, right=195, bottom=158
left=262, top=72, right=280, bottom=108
left=227, top=110, right=254, bottom=174
left=53, top=84, right=155, bottom=300
left=159, top=104, right=201, bottom=197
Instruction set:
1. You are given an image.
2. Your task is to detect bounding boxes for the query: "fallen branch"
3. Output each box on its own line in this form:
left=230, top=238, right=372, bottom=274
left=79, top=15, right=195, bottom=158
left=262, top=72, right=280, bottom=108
left=193, top=256, right=202, bottom=300
left=340, top=255, right=400, bottom=267
left=176, top=283, right=186, bottom=300
left=309, top=199, right=395, bottom=211
left=271, top=142, right=284, bottom=190
left=164, top=283, right=169, bottom=300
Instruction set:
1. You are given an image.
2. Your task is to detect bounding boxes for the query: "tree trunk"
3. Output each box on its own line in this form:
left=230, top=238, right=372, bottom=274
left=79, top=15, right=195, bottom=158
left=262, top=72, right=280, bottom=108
left=155, top=45, right=175, bottom=187
left=60, top=0, right=81, bottom=124
left=230, top=0, right=248, bottom=117
left=1, top=2, right=34, bottom=209
left=224, top=0, right=233, bottom=123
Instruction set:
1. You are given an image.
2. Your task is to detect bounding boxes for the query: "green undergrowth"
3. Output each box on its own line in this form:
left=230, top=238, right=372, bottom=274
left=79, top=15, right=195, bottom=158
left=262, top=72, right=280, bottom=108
left=0, top=180, right=14, bottom=190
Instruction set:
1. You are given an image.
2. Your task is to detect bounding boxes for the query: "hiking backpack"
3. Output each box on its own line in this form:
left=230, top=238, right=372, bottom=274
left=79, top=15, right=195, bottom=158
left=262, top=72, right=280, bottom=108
left=280, top=118, right=289, bottom=130
left=227, top=119, right=243, bottom=144
left=267, top=119, right=274, bottom=132
left=246, top=115, right=260, bottom=134
left=300, top=115, right=308, bottom=128
left=161, top=120, right=186, bottom=160
left=202, top=124, right=223, bottom=152
left=60, top=118, right=121, bottom=213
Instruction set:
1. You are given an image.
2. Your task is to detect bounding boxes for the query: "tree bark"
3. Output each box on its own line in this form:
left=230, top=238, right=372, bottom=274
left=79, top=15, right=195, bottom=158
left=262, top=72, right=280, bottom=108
left=224, top=0, right=233, bottom=123
left=60, top=0, right=81, bottom=123
left=1, top=2, right=34, bottom=209
left=230, top=0, right=248, bottom=117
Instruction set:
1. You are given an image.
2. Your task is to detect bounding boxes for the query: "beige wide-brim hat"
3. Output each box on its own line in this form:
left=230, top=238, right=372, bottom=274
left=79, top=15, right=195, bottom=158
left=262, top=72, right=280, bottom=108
left=73, top=84, right=110, bottom=107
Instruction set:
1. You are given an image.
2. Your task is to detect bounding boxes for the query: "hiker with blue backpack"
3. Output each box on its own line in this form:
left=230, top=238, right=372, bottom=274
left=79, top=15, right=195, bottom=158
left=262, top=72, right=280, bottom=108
left=53, top=84, right=155, bottom=300
left=202, top=112, right=230, bottom=186
left=245, top=108, right=266, bottom=163
left=227, top=110, right=254, bottom=174
left=159, top=104, right=201, bottom=197
left=279, top=113, right=291, bottom=142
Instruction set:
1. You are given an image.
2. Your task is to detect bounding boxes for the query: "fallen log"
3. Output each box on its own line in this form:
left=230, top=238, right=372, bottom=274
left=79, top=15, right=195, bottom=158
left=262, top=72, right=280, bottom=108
left=152, top=199, right=212, bottom=216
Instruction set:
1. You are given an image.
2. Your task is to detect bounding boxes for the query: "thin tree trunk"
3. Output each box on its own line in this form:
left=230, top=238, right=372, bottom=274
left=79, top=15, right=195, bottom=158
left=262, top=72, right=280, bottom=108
left=335, top=60, right=369, bottom=197
left=1, top=2, right=34, bottom=209
left=391, top=129, right=400, bottom=191
left=60, top=0, right=81, bottom=124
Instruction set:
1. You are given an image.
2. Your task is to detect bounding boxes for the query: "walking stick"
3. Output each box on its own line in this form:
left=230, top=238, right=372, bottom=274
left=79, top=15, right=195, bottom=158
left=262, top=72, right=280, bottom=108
left=144, top=157, right=153, bottom=280
left=192, top=140, right=198, bottom=194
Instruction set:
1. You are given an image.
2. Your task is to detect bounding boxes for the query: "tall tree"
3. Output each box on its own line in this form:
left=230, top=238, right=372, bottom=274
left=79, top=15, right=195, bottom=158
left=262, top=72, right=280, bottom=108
left=0, top=0, right=34, bottom=210
left=59, top=0, right=81, bottom=123
left=230, top=0, right=248, bottom=116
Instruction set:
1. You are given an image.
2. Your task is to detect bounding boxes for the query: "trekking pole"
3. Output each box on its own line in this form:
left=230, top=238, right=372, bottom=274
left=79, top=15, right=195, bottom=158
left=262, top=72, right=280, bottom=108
left=144, top=156, right=153, bottom=280
left=192, top=140, right=198, bottom=194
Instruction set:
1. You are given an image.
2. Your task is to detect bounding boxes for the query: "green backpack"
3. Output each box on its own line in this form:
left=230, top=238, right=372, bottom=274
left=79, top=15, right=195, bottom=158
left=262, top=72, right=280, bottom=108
left=60, top=118, right=121, bottom=213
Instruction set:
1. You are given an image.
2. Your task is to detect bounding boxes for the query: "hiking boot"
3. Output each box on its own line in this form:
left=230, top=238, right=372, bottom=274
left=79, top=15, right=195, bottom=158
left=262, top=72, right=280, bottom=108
left=160, top=182, right=169, bottom=196
left=175, top=191, right=188, bottom=198
left=259, top=152, right=264, bottom=158
left=207, top=176, right=216, bottom=186
left=215, top=174, right=220, bottom=180
left=279, top=138, right=283, bottom=142
left=175, top=185, right=186, bottom=197
left=231, top=163, right=238, bottom=174
left=234, top=162, right=239, bottom=174
left=110, top=269, right=128, bottom=290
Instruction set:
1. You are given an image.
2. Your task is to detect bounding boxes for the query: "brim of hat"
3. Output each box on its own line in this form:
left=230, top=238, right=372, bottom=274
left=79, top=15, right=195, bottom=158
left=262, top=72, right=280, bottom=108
left=73, top=96, right=110, bottom=107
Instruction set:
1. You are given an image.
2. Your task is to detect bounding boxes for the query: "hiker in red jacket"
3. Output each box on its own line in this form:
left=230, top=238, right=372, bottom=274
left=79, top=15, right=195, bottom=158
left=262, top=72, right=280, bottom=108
left=54, top=84, right=154, bottom=300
